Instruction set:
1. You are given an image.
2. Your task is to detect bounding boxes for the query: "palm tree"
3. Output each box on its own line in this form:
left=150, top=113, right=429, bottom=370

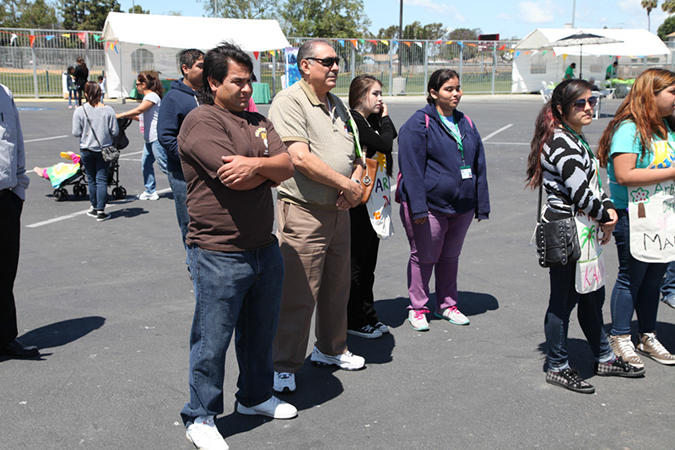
left=643, top=0, right=658, bottom=32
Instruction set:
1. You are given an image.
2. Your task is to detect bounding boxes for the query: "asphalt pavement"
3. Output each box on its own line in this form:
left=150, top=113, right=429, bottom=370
left=2, top=93, right=674, bottom=449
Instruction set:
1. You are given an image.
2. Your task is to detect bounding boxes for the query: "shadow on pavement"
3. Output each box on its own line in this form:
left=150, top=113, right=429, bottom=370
left=216, top=362, right=344, bottom=438
left=109, top=207, right=149, bottom=220
left=0, top=316, right=106, bottom=362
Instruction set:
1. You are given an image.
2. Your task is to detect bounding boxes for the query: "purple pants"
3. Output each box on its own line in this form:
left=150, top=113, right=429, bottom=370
left=400, top=202, right=473, bottom=311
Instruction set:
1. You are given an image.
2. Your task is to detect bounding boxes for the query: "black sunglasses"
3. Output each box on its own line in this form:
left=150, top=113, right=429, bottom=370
left=306, top=57, right=340, bottom=67
left=573, top=96, right=597, bottom=109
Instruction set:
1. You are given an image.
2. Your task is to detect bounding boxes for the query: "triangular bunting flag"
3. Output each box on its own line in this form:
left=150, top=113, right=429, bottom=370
left=381, top=40, right=389, bottom=46
left=77, top=32, right=86, bottom=44
left=498, top=44, right=505, bottom=50
left=45, top=35, right=55, bottom=41
left=515, top=51, right=520, bottom=57
left=10, top=34, right=18, bottom=45
left=446, top=41, right=453, bottom=44
left=254, top=51, right=260, bottom=60
left=435, top=40, right=442, bottom=44
left=29, top=35, right=35, bottom=47
left=415, top=42, right=423, bottom=48
left=404, top=42, right=411, bottom=47
left=94, top=35, right=102, bottom=42
left=350, top=39, right=358, bottom=48
left=62, top=34, right=70, bottom=38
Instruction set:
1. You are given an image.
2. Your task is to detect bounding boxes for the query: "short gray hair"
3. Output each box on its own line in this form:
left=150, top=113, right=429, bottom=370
left=297, top=39, right=333, bottom=71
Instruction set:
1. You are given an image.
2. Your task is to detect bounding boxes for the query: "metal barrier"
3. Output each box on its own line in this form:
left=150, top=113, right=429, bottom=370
left=0, top=28, right=104, bottom=98
left=2, top=27, right=675, bottom=99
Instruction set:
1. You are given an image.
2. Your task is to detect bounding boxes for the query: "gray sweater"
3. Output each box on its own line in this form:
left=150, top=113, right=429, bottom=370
left=72, top=104, right=119, bottom=151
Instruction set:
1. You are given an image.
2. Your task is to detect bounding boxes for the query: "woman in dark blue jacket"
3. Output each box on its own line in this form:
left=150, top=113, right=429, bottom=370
left=398, top=69, right=490, bottom=331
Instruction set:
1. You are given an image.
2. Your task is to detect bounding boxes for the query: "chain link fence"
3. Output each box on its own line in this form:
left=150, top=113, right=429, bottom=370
left=0, top=28, right=105, bottom=98
left=3, top=27, right=675, bottom=99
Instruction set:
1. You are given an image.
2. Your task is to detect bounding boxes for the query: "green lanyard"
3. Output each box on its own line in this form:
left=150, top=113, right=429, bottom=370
left=562, top=123, right=601, bottom=189
left=437, top=111, right=466, bottom=164
left=347, top=117, right=364, bottom=159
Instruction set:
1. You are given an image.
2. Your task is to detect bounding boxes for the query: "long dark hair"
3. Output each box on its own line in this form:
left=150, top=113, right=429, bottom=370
left=427, top=69, right=460, bottom=105
left=137, top=72, right=163, bottom=98
left=200, top=43, right=253, bottom=106
left=83, top=81, right=102, bottom=106
left=525, top=79, right=594, bottom=189
left=597, top=68, right=675, bottom=167
left=349, top=74, right=380, bottom=109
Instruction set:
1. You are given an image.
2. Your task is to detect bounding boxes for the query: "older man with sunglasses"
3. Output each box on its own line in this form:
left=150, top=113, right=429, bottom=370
left=269, top=39, right=366, bottom=394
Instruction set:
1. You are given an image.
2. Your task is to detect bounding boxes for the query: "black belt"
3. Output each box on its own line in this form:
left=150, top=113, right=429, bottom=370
left=0, top=189, right=11, bottom=198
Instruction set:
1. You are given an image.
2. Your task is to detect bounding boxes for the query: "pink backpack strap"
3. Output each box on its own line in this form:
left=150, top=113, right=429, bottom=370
left=465, top=114, right=474, bottom=130
left=425, top=113, right=429, bottom=129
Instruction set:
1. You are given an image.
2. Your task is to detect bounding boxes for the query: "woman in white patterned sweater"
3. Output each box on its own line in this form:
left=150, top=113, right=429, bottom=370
left=526, top=79, right=641, bottom=394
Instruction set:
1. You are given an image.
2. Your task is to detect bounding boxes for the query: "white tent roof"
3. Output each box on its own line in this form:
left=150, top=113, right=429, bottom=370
left=102, top=12, right=289, bottom=51
left=514, top=28, right=669, bottom=56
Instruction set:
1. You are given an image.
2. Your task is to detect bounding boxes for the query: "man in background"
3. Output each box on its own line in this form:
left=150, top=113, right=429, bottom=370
left=158, top=48, right=204, bottom=254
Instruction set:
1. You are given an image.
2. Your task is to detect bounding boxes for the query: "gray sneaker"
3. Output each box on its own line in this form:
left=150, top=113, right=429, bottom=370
left=637, top=332, right=675, bottom=365
left=608, top=334, right=644, bottom=368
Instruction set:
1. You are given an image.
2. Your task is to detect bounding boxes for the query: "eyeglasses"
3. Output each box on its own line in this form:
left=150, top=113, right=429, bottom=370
left=573, top=96, right=597, bottom=109
left=306, top=57, right=340, bottom=67
left=135, top=82, right=142, bottom=86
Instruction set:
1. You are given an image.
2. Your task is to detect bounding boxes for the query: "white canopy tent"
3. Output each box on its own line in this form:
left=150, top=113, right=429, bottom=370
left=101, top=12, right=290, bottom=98
left=511, top=28, right=670, bottom=93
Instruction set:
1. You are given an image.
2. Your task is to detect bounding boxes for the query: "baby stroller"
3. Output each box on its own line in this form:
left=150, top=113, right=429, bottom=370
left=107, top=117, right=133, bottom=200
left=33, top=151, right=88, bottom=201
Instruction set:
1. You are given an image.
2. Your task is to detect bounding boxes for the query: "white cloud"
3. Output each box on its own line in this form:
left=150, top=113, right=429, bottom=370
left=497, top=13, right=512, bottom=20
left=404, top=0, right=449, bottom=16
left=517, top=1, right=556, bottom=24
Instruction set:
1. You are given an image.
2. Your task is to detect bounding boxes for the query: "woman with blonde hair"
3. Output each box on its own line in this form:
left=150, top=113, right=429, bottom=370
left=116, top=72, right=167, bottom=200
left=597, top=68, right=675, bottom=368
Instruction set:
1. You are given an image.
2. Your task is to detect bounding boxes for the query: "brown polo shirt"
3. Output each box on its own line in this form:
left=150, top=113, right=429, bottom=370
left=269, top=79, right=356, bottom=210
left=178, top=104, right=288, bottom=252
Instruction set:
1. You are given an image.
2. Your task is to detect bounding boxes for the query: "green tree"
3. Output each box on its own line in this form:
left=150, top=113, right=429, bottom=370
left=658, top=15, right=675, bottom=40
left=642, top=0, right=658, bottom=31
left=1, top=0, right=59, bottom=28
left=60, top=0, right=121, bottom=30
left=448, top=28, right=481, bottom=40
left=376, top=25, right=399, bottom=39
left=202, top=0, right=276, bottom=19
left=280, top=0, right=371, bottom=38
left=663, top=0, right=675, bottom=14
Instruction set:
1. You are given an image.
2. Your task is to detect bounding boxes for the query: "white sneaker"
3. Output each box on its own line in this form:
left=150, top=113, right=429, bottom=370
left=435, top=306, right=470, bottom=326
left=408, top=309, right=430, bottom=331
left=310, top=346, right=365, bottom=370
left=236, top=395, right=297, bottom=419
left=138, top=190, right=159, bottom=201
left=273, top=371, right=296, bottom=393
left=185, top=416, right=228, bottom=450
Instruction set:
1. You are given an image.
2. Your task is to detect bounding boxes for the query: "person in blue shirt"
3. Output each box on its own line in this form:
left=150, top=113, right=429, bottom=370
left=397, top=69, right=490, bottom=332
left=158, top=49, right=204, bottom=254
left=597, top=68, right=675, bottom=368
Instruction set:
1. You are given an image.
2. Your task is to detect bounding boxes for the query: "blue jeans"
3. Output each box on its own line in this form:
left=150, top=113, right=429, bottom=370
left=141, top=140, right=168, bottom=193
left=660, top=261, right=675, bottom=302
left=610, top=209, right=666, bottom=335
left=180, top=240, right=284, bottom=424
left=544, top=262, right=614, bottom=370
left=166, top=169, right=189, bottom=254
left=81, top=149, right=110, bottom=210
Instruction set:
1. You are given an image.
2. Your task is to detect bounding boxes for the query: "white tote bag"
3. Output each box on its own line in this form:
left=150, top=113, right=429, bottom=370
left=365, top=152, right=394, bottom=239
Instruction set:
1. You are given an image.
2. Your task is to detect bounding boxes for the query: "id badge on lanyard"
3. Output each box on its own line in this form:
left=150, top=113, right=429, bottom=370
left=439, top=112, right=471, bottom=179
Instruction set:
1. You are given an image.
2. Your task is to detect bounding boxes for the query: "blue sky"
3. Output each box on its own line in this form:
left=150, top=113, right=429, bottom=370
left=117, top=0, right=671, bottom=40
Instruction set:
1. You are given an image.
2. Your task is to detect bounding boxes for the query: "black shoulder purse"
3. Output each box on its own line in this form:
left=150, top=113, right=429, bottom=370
left=535, top=186, right=581, bottom=267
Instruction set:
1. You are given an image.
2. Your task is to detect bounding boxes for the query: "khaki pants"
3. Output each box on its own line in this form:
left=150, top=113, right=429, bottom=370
left=273, top=200, right=351, bottom=373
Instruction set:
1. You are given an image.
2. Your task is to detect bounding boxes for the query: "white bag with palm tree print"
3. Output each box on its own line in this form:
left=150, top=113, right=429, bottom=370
left=574, top=211, right=604, bottom=294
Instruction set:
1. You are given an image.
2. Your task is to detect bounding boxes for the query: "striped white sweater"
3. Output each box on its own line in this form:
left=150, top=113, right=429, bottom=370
left=541, top=128, right=614, bottom=222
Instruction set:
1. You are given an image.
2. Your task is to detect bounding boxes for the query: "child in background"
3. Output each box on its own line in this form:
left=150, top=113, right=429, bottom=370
left=67, top=67, right=77, bottom=109
left=98, top=75, right=106, bottom=98
left=33, top=152, right=81, bottom=188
